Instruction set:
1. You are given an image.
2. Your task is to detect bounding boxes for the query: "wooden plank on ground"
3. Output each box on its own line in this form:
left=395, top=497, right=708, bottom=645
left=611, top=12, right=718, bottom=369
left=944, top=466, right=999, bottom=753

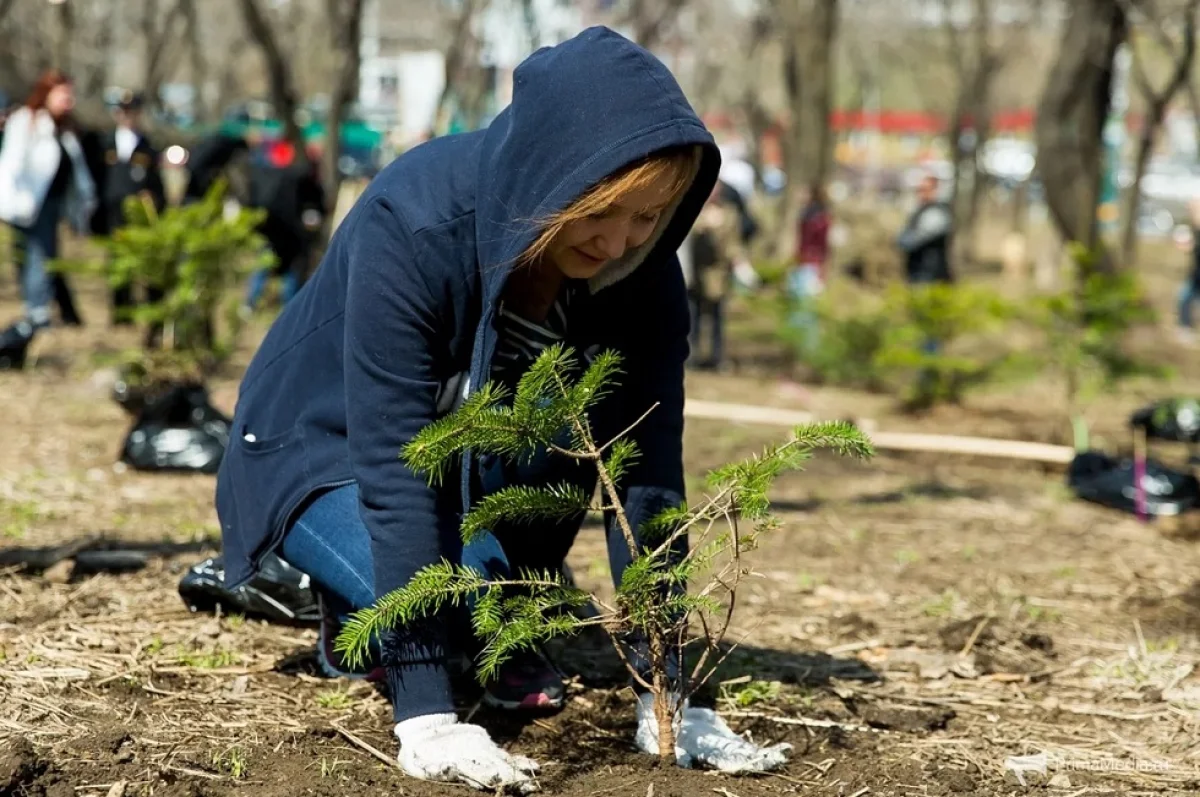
left=683, top=399, right=1075, bottom=465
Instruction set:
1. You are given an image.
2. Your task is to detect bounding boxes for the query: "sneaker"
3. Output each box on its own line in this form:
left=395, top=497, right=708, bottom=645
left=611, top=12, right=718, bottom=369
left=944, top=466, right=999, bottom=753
left=482, top=648, right=566, bottom=711
left=315, top=593, right=385, bottom=682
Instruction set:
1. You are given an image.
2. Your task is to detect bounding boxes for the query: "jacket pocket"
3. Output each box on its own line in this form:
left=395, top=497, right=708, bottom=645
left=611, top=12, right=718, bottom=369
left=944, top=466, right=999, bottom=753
left=223, top=423, right=311, bottom=556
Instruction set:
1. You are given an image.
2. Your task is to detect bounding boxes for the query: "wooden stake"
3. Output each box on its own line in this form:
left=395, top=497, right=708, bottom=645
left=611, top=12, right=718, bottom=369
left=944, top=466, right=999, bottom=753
left=684, top=399, right=1075, bottom=465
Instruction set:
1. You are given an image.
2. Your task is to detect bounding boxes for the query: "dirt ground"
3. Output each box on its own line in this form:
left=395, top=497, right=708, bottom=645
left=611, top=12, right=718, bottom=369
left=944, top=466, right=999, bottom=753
left=2, top=267, right=1200, bottom=797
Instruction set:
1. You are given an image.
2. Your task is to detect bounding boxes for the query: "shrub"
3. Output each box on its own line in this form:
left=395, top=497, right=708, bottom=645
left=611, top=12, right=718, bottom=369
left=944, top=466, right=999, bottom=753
left=58, top=180, right=273, bottom=384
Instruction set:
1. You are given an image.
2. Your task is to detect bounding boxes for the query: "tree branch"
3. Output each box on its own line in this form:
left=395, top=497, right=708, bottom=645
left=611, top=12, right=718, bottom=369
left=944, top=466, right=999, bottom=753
left=624, top=0, right=690, bottom=49
left=235, top=0, right=303, bottom=143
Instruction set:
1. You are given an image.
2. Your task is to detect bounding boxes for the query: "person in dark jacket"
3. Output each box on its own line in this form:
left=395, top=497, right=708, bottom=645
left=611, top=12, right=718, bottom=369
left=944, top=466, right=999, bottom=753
left=1177, top=198, right=1200, bottom=344
left=897, top=173, right=953, bottom=359
left=241, top=138, right=326, bottom=311
left=214, top=27, right=790, bottom=790
left=182, top=131, right=249, bottom=202
left=896, top=173, right=953, bottom=285
left=94, top=92, right=168, bottom=323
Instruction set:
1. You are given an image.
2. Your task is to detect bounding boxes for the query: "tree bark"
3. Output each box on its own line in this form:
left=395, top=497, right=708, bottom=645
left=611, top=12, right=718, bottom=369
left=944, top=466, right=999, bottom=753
left=80, top=0, right=117, bottom=102
left=235, top=0, right=303, bottom=144
left=434, top=0, right=485, bottom=135
left=143, top=0, right=186, bottom=114
left=625, top=0, right=689, bottom=50
left=1119, top=4, right=1196, bottom=266
left=1034, top=0, right=1127, bottom=266
left=320, top=0, right=365, bottom=241
left=55, top=0, right=74, bottom=72
left=179, top=0, right=211, bottom=123
left=774, top=0, right=839, bottom=260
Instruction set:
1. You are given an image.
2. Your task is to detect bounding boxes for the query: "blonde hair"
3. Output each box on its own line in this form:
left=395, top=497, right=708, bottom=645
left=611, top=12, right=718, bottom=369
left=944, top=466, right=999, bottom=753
left=520, top=147, right=696, bottom=267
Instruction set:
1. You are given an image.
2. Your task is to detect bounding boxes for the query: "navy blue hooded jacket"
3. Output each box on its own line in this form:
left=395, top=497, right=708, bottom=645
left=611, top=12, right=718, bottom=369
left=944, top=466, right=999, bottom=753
left=215, top=27, right=720, bottom=603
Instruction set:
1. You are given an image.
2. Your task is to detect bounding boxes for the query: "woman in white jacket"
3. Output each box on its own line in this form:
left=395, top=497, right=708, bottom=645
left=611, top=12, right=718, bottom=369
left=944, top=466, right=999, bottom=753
left=0, top=69, right=95, bottom=353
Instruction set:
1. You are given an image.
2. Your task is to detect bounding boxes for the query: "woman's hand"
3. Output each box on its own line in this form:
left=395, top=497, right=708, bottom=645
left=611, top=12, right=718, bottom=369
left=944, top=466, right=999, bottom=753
left=395, top=713, right=540, bottom=792
left=633, top=693, right=793, bottom=773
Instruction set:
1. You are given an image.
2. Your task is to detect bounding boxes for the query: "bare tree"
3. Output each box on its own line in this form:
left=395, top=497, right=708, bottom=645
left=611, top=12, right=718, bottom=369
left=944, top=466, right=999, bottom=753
left=1035, top=0, right=1128, bottom=264
left=1120, top=0, right=1198, bottom=265
left=236, top=0, right=304, bottom=143
left=433, top=0, right=490, bottom=134
left=54, top=0, right=74, bottom=72
left=321, top=0, right=366, bottom=226
left=142, top=0, right=186, bottom=112
left=621, top=0, right=689, bottom=49
left=940, top=0, right=1041, bottom=266
left=178, top=0, right=212, bottom=123
left=773, top=0, right=839, bottom=258
left=81, top=0, right=117, bottom=101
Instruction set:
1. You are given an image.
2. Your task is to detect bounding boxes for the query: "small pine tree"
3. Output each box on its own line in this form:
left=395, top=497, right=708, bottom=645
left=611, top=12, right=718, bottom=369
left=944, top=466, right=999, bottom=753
left=1032, top=243, right=1167, bottom=446
left=336, top=345, right=872, bottom=762
left=57, top=180, right=274, bottom=392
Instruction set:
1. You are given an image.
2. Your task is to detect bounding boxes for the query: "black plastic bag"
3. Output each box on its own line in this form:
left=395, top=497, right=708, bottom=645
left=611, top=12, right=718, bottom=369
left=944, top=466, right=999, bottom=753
left=0, top=535, right=212, bottom=577
left=121, top=384, right=230, bottom=473
left=178, top=552, right=320, bottom=624
left=1130, top=398, right=1200, bottom=443
left=1067, top=450, right=1200, bottom=517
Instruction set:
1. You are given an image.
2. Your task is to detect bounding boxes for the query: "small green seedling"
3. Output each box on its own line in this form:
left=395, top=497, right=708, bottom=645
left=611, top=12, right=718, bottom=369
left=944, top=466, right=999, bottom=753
left=337, top=345, right=872, bottom=760
left=212, top=746, right=248, bottom=779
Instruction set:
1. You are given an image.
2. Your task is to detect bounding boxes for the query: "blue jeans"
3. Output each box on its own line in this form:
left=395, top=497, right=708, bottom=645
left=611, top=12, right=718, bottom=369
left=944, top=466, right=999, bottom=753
left=13, top=195, right=62, bottom=327
left=1180, top=282, right=1198, bottom=328
left=786, top=264, right=822, bottom=352
left=244, top=268, right=300, bottom=310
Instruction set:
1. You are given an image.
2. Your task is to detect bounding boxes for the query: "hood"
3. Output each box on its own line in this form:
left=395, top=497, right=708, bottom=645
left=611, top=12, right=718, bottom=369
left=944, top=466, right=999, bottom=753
left=475, top=26, right=720, bottom=299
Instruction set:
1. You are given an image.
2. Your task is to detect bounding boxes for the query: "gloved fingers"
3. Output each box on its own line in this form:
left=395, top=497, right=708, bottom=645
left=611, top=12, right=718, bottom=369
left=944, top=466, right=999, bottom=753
left=510, top=754, right=542, bottom=773
left=694, top=740, right=793, bottom=773
left=450, top=753, right=539, bottom=792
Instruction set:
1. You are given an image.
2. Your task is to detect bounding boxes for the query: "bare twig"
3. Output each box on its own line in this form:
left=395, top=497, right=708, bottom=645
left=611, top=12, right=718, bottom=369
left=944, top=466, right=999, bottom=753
left=332, top=723, right=403, bottom=770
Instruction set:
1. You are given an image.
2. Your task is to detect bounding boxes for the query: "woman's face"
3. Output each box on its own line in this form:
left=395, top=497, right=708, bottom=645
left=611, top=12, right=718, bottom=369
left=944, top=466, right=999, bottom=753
left=45, top=83, right=75, bottom=117
left=545, top=170, right=679, bottom=280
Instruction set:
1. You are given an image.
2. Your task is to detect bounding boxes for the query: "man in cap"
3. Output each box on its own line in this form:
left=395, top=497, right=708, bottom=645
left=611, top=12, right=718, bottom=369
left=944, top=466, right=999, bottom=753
left=96, top=91, right=167, bottom=324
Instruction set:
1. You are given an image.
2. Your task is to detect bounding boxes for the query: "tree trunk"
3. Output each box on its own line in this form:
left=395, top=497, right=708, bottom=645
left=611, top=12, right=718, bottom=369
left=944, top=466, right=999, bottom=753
left=1121, top=107, right=1164, bottom=267
left=321, top=0, right=365, bottom=243
left=434, top=0, right=484, bottom=134
left=81, top=1, right=116, bottom=102
left=628, top=0, right=689, bottom=50
left=1033, top=0, right=1126, bottom=265
left=1119, top=10, right=1195, bottom=266
left=774, top=0, right=839, bottom=260
left=143, top=0, right=186, bottom=114
left=55, top=0, right=74, bottom=72
left=236, top=0, right=303, bottom=145
left=649, top=630, right=676, bottom=760
left=179, top=0, right=211, bottom=123
left=215, top=39, right=247, bottom=121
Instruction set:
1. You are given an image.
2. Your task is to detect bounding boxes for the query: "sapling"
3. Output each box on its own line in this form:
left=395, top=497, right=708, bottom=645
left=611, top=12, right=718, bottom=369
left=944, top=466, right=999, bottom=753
left=55, top=179, right=274, bottom=396
left=1032, top=243, right=1166, bottom=448
left=337, top=345, right=872, bottom=762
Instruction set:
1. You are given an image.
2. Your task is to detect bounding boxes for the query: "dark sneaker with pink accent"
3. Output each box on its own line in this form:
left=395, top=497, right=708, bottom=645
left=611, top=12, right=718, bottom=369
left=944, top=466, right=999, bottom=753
left=482, top=648, right=566, bottom=711
left=316, top=593, right=386, bottom=682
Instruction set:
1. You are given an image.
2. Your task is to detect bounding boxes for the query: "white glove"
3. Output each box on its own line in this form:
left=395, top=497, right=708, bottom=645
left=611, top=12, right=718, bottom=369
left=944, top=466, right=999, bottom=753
left=634, top=693, right=792, bottom=773
left=395, top=713, right=540, bottom=793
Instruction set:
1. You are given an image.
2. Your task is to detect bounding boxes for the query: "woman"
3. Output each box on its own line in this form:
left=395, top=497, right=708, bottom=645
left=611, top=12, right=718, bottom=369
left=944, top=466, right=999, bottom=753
left=0, top=70, right=95, bottom=340
left=788, top=183, right=831, bottom=347
left=216, top=28, right=789, bottom=791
